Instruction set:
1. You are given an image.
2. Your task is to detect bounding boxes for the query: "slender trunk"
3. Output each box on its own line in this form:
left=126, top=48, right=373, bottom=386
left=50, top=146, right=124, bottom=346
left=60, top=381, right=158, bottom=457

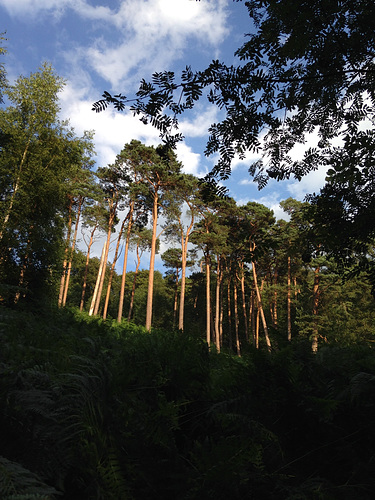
left=239, top=262, right=249, bottom=341
left=250, top=289, right=257, bottom=348
left=128, top=245, right=142, bottom=321
left=252, top=259, right=271, bottom=352
left=178, top=215, right=194, bottom=331
left=93, top=223, right=112, bottom=316
left=62, top=197, right=83, bottom=307
left=312, top=266, right=320, bottom=353
left=89, top=244, right=106, bottom=316
left=117, top=204, right=134, bottom=323
left=173, top=267, right=179, bottom=328
left=214, top=255, right=221, bottom=352
left=80, top=224, right=98, bottom=311
left=226, top=263, right=232, bottom=350
left=14, top=226, right=33, bottom=304
left=273, top=267, right=278, bottom=329
left=0, top=140, right=30, bottom=243
left=146, top=194, right=158, bottom=330
left=233, top=274, right=241, bottom=356
left=287, top=256, right=292, bottom=341
left=92, top=198, right=118, bottom=317
left=103, top=217, right=126, bottom=320
left=58, top=200, right=73, bottom=306
left=205, top=251, right=211, bottom=346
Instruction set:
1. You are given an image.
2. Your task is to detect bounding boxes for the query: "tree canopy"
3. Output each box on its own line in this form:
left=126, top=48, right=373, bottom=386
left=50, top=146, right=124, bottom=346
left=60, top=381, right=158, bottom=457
left=93, top=0, right=375, bottom=284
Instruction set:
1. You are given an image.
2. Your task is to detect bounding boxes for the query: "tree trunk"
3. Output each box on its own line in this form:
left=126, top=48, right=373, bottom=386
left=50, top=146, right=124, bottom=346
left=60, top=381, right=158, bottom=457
left=102, top=217, right=127, bottom=320
left=252, top=259, right=271, bottom=352
left=80, top=223, right=98, bottom=311
left=226, top=263, right=232, bottom=350
left=214, top=255, right=221, bottom=352
left=239, top=262, right=249, bottom=341
left=312, top=266, right=320, bottom=353
left=58, top=198, right=73, bottom=307
left=173, top=267, right=179, bottom=328
left=89, top=244, right=106, bottom=316
left=117, top=203, right=134, bottom=323
left=178, top=215, right=194, bottom=331
left=0, top=140, right=30, bottom=244
left=205, top=251, right=211, bottom=346
left=287, top=255, right=292, bottom=341
left=233, top=274, right=241, bottom=356
left=62, top=197, right=83, bottom=307
left=146, top=194, right=158, bottom=330
left=128, top=243, right=142, bottom=322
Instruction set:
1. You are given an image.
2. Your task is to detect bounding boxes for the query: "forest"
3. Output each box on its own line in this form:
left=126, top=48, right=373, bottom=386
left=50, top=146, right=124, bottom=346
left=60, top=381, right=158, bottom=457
left=1, top=0, right=375, bottom=498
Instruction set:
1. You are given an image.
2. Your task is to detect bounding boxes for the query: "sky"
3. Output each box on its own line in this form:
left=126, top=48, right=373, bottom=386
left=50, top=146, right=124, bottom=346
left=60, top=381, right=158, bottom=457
left=0, top=0, right=328, bottom=271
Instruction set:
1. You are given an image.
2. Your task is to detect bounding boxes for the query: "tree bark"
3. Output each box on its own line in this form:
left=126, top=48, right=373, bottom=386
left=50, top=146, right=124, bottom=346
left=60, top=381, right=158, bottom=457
left=58, top=198, right=73, bottom=307
left=287, top=256, right=292, bottom=341
left=102, top=216, right=127, bottom=320
left=252, top=259, right=271, bottom=352
left=62, top=197, right=83, bottom=307
left=80, top=224, right=97, bottom=311
left=214, top=255, right=222, bottom=352
left=146, top=194, right=158, bottom=330
left=117, top=203, right=134, bottom=323
left=233, top=274, right=241, bottom=356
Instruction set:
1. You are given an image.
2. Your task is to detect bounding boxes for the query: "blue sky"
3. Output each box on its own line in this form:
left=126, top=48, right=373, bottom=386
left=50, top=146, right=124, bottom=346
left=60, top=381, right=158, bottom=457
left=0, top=0, right=328, bottom=271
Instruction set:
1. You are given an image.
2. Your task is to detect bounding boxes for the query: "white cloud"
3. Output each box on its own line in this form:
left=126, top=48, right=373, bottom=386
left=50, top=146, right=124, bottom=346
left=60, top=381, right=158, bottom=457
left=287, top=167, right=328, bottom=200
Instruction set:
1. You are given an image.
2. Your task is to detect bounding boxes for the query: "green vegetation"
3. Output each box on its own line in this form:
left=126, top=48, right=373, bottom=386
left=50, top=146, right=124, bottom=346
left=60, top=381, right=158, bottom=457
left=1, top=2, right=375, bottom=497
left=1, top=306, right=375, bottom=499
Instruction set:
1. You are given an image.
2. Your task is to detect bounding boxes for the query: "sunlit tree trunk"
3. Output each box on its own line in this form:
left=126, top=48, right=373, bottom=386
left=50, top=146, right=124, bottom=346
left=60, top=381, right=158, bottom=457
left=226, top=262, right=232, bottom=350
left=239, top=262, right=249, bottom=341
left=287, top=256, right=292, bottom=341
left=117, top=203, right=134, bottom=323
left=80, top=223, right=98, bottom=311
left=146, top=194, right=158, bottom=330
left=178, top=215, right=194, bottom=331
left=233, top=273, right=241, bottom=356
left=312, top=266, right=320, bottom=353
left=58, top=198, right=73, bottom=307
left=89, top=244, right=106, bottom=316
left=214, top=255, right=222, bottom=352
left=128, top=242, right=142, bottom=322
left=62, top=197, right=83, bottom=307
left=205, top=250, right=211, bottom=346
left=103, top=217, right=127, bottom=320
left=0, top=140, right=30, bottom=244
left=252, top=257, right=271, bottom=352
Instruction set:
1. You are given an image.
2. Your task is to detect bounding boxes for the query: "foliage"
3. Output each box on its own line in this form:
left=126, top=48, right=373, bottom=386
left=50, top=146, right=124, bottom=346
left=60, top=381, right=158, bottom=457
left=1, top=304, right=375, bottom=498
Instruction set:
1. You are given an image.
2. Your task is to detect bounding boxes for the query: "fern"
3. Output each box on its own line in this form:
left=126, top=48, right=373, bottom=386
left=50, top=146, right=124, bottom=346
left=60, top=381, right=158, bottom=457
left=0, top=456, right=60, bottom=499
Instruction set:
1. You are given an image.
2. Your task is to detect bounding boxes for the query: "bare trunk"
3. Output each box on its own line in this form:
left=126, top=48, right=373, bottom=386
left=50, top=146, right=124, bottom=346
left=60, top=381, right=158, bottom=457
left=239, top=262, right=249, bottom=341
left=80, top=224, right=97, bottom=311
left=117, top=204, right=134, bottom=323
left=205, top=252, right=211, bottom=346
left=226, top=264, right=232, bottom=350
left=312, top=266, right=320, bottom=353
left=103, top=217, right=126, bottom=320
left=62, top=198, right=83, bottom=307
left=178, top=215, right=194, bottom=331
left=128, top=245, right=142, bottom=322
left=287, top=256, right=292, bottom=341
left=252, top=259, right=271, bottom=352
left=89, top=244, right=106, bottom=316
left=273, top=268, right=278, bottom=328
left=146, top=195, right=158, bottom=330
left=173, top=268, right=179, bottom=328
left=233, top=275, right=241, bottom=357
left=58, top=201, right=73, bottom=307
left=214, top=256, right=221, bottom=352
left=0, top=141, right=30, bottom=243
